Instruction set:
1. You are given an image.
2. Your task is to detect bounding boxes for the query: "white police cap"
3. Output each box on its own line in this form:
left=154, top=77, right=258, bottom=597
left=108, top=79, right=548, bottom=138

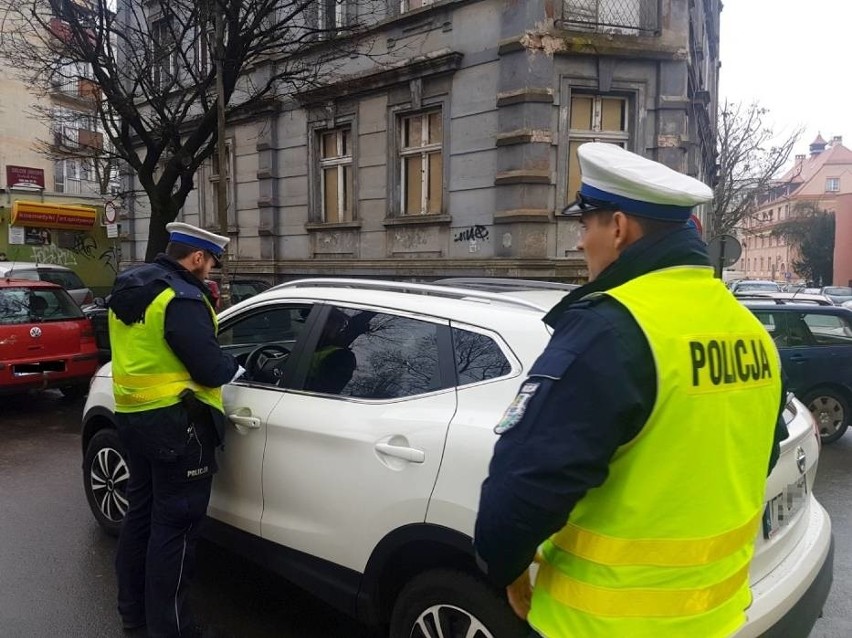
left=562, top=143, right=713, bottom=221
left=166, top=222, right=229, bottom=265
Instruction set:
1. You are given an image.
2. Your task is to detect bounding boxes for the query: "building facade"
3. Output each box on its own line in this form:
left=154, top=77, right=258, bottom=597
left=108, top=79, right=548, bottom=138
left=736, top=134, right=852, bottom=285
left=122, top=0, right=721, bottom=282
left=0, top=2, right=119, bottom=296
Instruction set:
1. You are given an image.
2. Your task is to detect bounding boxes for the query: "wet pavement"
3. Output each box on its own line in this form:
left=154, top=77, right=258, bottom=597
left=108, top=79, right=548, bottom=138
left=0, top=391, right=371, bottom=638
left=0, top=389, right=849, bottom=637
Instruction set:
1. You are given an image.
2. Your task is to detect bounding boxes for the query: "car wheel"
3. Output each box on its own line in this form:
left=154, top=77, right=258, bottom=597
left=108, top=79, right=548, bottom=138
left=803, top=387, right=850, bottom=444
left=390, top=569, right=528, bottom=638
left=83, top=429, right=130, bottom=536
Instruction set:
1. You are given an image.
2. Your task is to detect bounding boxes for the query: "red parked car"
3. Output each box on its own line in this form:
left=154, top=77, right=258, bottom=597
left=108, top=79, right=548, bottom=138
left=0, top=278, right=99, bottom=397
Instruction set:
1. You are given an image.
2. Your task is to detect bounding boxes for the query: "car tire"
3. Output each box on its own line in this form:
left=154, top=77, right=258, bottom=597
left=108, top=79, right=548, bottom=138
left=83, top=429, right=130, bottom=536
left=389, top=569, right=529, bottom=638
left=802, top=387, right=850, bottom=444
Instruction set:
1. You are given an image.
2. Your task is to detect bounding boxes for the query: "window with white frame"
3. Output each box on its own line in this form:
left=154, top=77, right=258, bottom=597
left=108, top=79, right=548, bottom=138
left=318, top=0, right=347, bottom=29
left=399, top=110, right=443, bottom=215
left=567, top=93, right=629, bottom=198
left=319, top=128, right=354, bottom=223
left=200, top=139, right=235, bottom=228
left=401, top=0, right=435, bottom=12
left=152, top=18, right=177, bottom=88
left=826, top=177, right=840, bottom=192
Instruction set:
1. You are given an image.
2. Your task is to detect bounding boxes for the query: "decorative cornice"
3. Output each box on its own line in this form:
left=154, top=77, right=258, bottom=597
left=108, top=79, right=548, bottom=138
left=494, top=170, right=551, bottom=185
left=496, top=129, right=553, bottom=146
left=298, top=51, right=463, bottom=105
left=493, top=209, right=553, bottom=223
left=496, top=88, right=554, bottom=107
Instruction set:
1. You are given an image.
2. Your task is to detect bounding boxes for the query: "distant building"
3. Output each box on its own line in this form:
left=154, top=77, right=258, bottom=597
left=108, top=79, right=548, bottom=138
left=120, top=0, right=721, bottom=282
left=736, top=134, right=852, bottom=285
left=0, top=3, right=120, bottom=295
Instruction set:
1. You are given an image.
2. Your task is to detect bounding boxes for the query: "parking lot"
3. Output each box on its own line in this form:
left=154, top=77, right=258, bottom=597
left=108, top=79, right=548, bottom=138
left=1, top=390, right=850, bottom=637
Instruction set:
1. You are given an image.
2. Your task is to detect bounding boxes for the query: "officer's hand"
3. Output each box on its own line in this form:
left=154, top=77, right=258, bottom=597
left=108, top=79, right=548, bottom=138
left=506, top=569, right=532, bottom=620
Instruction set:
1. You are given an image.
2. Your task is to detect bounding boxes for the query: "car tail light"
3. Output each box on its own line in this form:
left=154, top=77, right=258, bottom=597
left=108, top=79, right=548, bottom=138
left=81, top=319, right=95, bottom=344
left=82, top=290, right=93, bottom=305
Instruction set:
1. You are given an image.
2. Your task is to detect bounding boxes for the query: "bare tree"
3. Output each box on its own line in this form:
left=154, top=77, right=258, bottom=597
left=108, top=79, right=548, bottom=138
left=0, top=0, right=382, bottom=259
left=709, top=101, right=802, bottom=238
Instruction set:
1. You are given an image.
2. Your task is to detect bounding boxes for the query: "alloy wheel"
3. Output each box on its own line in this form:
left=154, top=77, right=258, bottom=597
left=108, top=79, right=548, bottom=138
left=409, top=604, right=494, bottom=638
left=808, top=395, right=845, bottom=438
left=90, top=447, right=129, bottom=522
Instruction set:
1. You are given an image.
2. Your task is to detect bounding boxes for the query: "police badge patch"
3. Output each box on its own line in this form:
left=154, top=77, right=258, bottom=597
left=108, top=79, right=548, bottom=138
left=494, top=382, right=540, bottom=434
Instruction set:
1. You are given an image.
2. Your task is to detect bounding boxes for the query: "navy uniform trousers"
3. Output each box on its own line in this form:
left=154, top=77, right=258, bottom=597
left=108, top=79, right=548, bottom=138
left=115, top=406, right=218, bottom=638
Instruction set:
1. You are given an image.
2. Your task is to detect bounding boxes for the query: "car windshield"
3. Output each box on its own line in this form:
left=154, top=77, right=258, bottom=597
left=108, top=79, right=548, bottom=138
left=0, top=287, right=84, bottom=324
left=823, top=287, right=852, bottom=296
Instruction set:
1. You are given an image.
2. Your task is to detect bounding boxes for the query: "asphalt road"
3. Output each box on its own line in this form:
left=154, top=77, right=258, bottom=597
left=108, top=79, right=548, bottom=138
left=0, top=391, right=371, bottom=638
left=0, top=390, right=850, bottom=637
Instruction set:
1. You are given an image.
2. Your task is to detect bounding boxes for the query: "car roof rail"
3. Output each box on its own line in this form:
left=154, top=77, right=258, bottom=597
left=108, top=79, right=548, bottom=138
left=431, top=277, right=580, bottom=292
left=736, top=294, right=825, bottom=305
left=272, top=278, right=549, bottom=312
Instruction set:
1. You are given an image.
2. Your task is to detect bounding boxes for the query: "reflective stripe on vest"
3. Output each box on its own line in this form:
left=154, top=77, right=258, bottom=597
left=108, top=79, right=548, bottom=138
left=528, top=266, right=782, bottom=638
left=109, top=287, right=223, bottom=414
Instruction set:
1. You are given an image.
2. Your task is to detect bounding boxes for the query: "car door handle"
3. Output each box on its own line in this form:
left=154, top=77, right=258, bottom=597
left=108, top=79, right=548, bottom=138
left=228, top=414, right=261, bottom=429
left=374, top=443, right=426, bottom=464
left=788, top=354, right=807, bottom=363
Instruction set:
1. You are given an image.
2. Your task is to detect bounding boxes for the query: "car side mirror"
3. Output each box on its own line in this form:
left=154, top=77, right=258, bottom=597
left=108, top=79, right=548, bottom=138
left=93, top=297, right=107, bottom=308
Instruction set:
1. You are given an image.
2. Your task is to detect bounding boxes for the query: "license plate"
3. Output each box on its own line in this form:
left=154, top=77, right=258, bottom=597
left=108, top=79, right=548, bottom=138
left=763, top=475, right=808, bottom=539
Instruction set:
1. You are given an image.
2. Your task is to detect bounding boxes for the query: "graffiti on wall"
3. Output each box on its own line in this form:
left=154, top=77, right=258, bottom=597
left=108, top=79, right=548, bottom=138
left=99, top=246, right=119, bottom=273
left=453, top=225, right=490, bottom=243
left=30, top=244, right=78, bottom=266
left=71, top=234, right=99, bottom=259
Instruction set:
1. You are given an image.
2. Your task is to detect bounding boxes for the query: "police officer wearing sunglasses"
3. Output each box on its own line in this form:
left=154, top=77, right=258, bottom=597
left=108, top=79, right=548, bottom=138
left=475, top=143, right=789, bottom=638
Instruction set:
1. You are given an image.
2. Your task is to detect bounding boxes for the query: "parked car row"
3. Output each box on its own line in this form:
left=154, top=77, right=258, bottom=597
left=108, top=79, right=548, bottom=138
left=0, top=261, right=92, bottom=305
left=80, top=277, right=833, bottom=638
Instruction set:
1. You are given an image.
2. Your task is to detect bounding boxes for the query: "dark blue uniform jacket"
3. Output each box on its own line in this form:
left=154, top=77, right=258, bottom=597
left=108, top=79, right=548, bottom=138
left=108, top=255, right=238, bottom=441
left=474, top=227, right=789, bottom=588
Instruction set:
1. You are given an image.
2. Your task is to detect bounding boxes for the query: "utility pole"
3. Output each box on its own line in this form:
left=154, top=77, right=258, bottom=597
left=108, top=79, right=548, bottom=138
left=214, top=1, right=231, bottom=308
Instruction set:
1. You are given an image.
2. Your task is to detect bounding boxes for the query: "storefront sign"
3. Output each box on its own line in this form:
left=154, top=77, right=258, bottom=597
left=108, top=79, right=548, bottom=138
left=11, top=200, right=97, bottom=230
left=6, top=166, right=45, bottom=189
left=8, top=226, right=24, bottom=245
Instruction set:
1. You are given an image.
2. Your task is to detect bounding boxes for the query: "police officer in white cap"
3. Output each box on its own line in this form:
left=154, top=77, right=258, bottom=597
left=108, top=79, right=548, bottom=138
left=475, top=143, right=788, bottom=638
left=108, top=222, right=238, bottom=637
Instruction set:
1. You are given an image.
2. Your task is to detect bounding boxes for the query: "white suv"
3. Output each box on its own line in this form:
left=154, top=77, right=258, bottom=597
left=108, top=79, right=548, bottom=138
left=81, top=278, right=833, bottom=638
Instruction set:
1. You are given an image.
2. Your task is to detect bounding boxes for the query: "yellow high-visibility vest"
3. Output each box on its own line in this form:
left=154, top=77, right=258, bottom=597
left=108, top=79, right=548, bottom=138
left=109, top=287, right=224, bottom=415
left=528, top=265, right=782, bottom=638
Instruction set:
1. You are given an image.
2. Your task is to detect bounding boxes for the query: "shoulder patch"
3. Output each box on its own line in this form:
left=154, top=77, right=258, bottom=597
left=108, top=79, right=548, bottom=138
left=494, top=382, right=540, bottom=435
left=164, top=273, right=204, bottom=301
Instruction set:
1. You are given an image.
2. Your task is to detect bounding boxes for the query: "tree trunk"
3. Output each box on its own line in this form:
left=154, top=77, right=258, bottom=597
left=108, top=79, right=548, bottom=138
left=145, top=200, right=180, bottom=262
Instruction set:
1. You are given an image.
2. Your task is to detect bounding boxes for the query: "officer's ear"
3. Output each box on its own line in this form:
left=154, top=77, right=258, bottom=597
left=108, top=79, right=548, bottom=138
left=612, top=211, right=643, bottom=250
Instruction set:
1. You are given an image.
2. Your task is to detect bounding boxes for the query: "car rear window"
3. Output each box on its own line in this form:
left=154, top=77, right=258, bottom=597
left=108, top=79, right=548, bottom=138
left=0, top=287, right=84, bottom=324
left=452, top=328, right=512, bottom=385
left=39, top=269, right=85, bottom=290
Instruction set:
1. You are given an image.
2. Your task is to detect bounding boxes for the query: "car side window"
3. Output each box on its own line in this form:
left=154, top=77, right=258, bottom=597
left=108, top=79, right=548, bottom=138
left=803, top=312, right=852, bottom=345
left=304, top=307, right=443, bottom=399
left=451, top=328, right=511, bottom=385
left=218, top=304, right=313, bottom=386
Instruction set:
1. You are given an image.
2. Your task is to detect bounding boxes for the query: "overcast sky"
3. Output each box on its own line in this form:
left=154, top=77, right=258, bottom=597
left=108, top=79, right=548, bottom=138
left=719, top=0, right=848, bottom=151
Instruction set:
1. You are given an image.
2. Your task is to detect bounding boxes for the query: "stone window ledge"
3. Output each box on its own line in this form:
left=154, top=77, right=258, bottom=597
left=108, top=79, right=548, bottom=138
left=383, top=214, right=452, bottom=227
left=304, top=221, right=363, bottom=231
